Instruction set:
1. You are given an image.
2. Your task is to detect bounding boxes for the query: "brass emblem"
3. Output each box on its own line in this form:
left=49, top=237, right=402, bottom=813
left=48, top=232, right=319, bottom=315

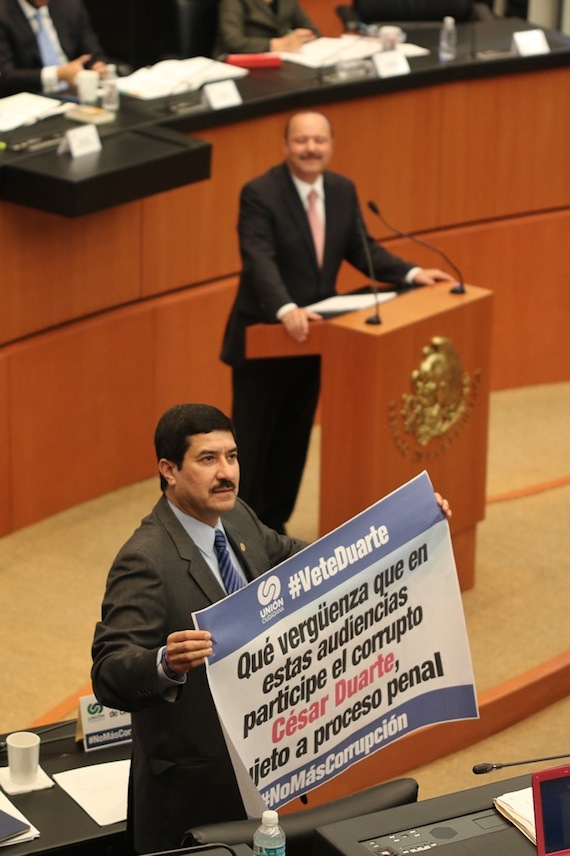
left=389, top=336, right=480, bottom=461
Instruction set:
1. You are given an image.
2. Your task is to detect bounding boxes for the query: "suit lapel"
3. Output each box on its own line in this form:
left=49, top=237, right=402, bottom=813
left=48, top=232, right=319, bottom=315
left=275, top=164, right=322, bottom=271
left=248, top=0, right=278, bottom=28
left=155, top=497, right=226, bottom=604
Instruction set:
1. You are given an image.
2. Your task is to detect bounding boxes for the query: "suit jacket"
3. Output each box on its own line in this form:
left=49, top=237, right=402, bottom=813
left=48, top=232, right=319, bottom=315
left=91, top=495, right=306, bottom=854
left=217, top=0, right=319, bottom=54
left=0, top=0, right=104, bottom=95
left=221, top=163, right=415, bottom=367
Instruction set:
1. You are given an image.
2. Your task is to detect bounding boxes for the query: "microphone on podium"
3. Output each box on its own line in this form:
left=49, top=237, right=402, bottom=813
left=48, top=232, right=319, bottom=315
left=472, top=752, right=570, bottom=775
left=355, top=203, right=382, bottom=325
left=367, top=200, right=466, bottom=295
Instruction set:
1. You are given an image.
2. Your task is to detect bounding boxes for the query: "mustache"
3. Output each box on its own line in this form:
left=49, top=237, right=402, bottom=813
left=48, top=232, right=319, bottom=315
left=301, top=153, right=322, bottom=160
left=211, top=479, right=236, bottom=492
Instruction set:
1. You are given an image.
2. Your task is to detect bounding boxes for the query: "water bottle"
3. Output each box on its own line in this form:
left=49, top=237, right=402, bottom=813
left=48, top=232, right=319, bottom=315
left=439, top=16, right=457, bottom=62
left=101, top=63, right=120, bottom=111
left=253, top=810, right=286, bottom=856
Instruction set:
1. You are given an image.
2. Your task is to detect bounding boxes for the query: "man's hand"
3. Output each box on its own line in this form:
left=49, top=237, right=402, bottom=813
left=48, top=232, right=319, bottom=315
left=435, top=492, right=452, bottom=519
left=164, top=629, right=213, bottom=675
left=413, top=269, right=455, bottom=286
left=91, top=60, right=107, bottom=76
left=281, top=306, right=322, bottom=342
left=58, top=54, right=92, bottom=87
left=270, top=29, right=316, bottom=52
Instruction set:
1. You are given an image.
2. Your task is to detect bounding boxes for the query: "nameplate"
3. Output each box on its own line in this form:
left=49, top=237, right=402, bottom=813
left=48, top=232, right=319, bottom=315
left=78, top=694, right=132, bottom=752
left=58, top=123, right=102, bottom=159
left=512, top=29, right=550, bottom=56
left=203, top=79, right=242, bottom=110
left=372, top=50, right=411, bottom=78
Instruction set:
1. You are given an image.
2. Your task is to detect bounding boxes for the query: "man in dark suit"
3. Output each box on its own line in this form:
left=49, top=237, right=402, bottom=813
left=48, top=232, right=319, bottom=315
left=0, top=0, right=106, bottom=96
left=217, top=0, right=320, bottom=55
left=91, top=403, right=307, bottom=854
left=221, top=111, right=454, bottom=534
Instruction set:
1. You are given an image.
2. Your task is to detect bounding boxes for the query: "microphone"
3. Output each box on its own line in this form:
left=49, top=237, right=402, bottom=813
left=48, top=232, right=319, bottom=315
left=367, top=200, right=466, bottom=294
left=473, top=752, right=570, bottom=775
left=355, top=203, right=382, bottom=325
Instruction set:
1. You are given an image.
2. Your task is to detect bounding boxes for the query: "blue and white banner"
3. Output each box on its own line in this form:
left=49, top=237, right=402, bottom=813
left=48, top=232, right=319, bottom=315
left=193, top=472, right=478, bottom=810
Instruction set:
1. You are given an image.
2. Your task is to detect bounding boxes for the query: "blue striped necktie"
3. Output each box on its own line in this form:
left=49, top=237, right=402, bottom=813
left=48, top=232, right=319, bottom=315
left=214, top=529, right=245, bottom=594
left=35, top=9, right=61, bottom=68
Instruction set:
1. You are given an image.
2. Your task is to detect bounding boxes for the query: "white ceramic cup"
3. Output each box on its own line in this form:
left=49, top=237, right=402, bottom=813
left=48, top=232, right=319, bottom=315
left=6, top=731, right=40, bottom=786
left=379, top=25, right=404, bottom=51
left=76, top=69, right=99, bottom=105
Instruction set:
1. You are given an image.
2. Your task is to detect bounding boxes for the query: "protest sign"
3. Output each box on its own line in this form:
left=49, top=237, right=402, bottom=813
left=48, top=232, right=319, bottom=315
left=193, top=471, right=478, bottom=810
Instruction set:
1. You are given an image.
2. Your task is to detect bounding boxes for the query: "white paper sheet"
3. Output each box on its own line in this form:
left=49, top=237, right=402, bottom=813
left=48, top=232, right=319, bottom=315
left=117, top=57, right=247, bottom=100
left=279, top=35, right=429, bottom=68
left=53, top=759, right=130, bottom=827
left=0, top=93, right=66, bottom=131
left=306, top=291, right=397, bottom=314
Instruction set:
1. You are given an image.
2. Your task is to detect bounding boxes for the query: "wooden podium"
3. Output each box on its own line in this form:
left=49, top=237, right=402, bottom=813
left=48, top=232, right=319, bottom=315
left=247, top=284, right=493, bottom=591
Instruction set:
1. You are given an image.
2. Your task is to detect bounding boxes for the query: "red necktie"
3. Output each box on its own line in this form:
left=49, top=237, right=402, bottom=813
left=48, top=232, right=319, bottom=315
left=307, top=188, right=324, bottom=267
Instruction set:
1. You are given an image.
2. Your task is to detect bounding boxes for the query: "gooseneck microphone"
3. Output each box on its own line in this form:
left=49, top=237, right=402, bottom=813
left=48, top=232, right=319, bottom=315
left=367, top=200, right=466, bottom=295
left=473, top=752, right=570, bottom=775
left=355, top=203, right=382, bottom=325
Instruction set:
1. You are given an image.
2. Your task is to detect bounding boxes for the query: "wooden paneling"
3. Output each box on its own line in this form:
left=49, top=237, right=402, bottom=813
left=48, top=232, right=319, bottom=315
left=303, top=0, right=345, bottom=36
left=0, top=355, right=10, bottom=535
left=141, top=114, right=290, bottom=295
left=8, top=306, right=156, bottom=531
left=439, top=68, right=570, bottom=226
left=1, top=63, right=569, bottom=533
left=152, top=277, right=237, bottom=416
left=0, top=201, right=143, bottom=346
left=382, top=208, right=570, bottom=390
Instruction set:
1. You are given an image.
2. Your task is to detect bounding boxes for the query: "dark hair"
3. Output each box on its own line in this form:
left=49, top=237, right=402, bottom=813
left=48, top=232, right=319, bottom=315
left=155, top=404, right=236, bottom=491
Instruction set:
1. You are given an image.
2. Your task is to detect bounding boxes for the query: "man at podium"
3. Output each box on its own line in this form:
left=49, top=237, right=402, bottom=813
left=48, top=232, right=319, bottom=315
left=221, top=110, right=454, bottom=535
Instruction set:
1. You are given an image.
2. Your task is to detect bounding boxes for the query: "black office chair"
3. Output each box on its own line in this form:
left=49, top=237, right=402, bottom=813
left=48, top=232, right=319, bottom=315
left=183, top=778, right=419, bottom=856
left=336, top=0, right=494, bottom=31
left=173, top=0, right=221, bottom=58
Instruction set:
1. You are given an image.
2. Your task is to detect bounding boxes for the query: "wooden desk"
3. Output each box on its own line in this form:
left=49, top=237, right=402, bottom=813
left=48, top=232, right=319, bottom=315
left=0, top=19, right=569, bottom=535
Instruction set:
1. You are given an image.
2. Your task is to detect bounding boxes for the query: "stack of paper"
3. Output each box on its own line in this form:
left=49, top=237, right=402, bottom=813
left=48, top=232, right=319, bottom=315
left=493, top=787, right=536, bottom=844
left=0, top=92, right=66, bottom=132
left=0, top=792, right=38, bottom=847
left=279, top=35, right=429, bottom=68
left=117, top=57, right=248, bottom=100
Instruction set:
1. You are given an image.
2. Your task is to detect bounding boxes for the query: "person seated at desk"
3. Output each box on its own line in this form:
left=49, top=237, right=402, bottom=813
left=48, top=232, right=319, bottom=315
left=0, top=0, right=106, bottom=96
left=217, top=0, right=320, bottom=55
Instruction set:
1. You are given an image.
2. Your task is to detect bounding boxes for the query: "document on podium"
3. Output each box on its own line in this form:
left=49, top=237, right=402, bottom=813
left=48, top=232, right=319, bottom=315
left=306, top=291, right=397, bottom=316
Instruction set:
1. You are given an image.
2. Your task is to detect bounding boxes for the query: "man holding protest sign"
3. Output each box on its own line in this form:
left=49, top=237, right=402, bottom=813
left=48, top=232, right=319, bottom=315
left=91, top=402, right=451, bottom=854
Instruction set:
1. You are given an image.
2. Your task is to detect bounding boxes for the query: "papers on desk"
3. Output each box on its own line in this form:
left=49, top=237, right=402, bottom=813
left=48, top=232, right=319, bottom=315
left=306, top=291, right=397, bottom=315
left=54, top=760, right=131, bottom=826
left=117, top=57, right=248, bottom=100
left=278, top=35, right=429, bottom=68
left=0, top=92, right=66, bottom=132
left=493, top=787, right=536, bottom=844
left=53, top=759, right=130, bottom=827
left=0, top=791, right=38, bottom=847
